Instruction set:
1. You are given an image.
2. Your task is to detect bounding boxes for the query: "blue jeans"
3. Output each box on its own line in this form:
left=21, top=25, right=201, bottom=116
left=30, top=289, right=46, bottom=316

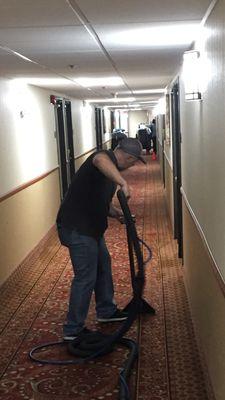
left=57, top=225, right=117, bottom=335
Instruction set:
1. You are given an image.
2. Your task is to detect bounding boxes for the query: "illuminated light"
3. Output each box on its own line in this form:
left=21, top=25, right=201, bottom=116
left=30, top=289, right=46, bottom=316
left=87, top=97, right=136, bottom=103
left=119, top=88, right=165, bottom=95
left=107, top=104, right=142, bottom=108
left=109, top=23, right=201, bottom=47
left=106, top=105, right=128, bottom=108
left=183, top=50, right=202, bottom=101
left=139, top=100, right=158, bottom=104
left=13, top=77, right=72, bottom=87
left=194, top=27, right=212, bottom=94
left=133, top=88, right=165, bottom=94
left=74, top=77, right=124, bottom=87
left=185, top=92, right=202, bottom=100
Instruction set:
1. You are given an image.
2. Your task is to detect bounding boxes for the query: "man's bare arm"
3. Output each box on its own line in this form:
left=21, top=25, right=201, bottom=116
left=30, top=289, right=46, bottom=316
left=93, top=152, right=130, bottom=199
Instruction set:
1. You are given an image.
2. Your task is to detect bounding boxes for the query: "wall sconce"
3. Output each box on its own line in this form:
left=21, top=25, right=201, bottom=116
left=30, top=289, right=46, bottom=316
left=183, top=50, right=202, bottom=101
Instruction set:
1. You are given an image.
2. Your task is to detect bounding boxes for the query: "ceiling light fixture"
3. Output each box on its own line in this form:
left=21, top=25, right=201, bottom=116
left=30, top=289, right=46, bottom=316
left=107, top=105, right=128, bottom=108
left=110, top=23, right=201, bottom=47
left=74, top=77, right=124, bottom=87
left=87, top=97, right=136, bottom=103
left=133, top=88, right=165, bottom=94
left=13, top=77, right=72, bottom=87
left=139, top=100, right=158, bottom=104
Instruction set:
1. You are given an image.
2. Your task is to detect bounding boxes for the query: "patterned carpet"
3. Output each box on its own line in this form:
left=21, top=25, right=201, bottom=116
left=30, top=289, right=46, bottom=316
left=0, top=158, right=211, bottom=400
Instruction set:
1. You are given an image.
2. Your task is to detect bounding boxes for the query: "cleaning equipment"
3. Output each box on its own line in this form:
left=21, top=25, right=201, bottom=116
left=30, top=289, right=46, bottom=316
left=118, top=190, right=155, bottom=316
left=151, top=151, right=157, bottom=161
left=29, top=189, right=154, bottom=399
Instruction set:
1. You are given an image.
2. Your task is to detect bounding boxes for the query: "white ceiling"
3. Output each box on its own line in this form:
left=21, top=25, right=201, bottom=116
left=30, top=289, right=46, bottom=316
left=0, top=0, right=212, bottom=108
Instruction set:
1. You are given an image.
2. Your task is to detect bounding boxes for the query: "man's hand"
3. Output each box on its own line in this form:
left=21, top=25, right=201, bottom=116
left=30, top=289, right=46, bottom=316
left=118, top=214, right=136, bottom=224
left=108, top=204, right=123, bottom=219
left=120, top=181, right=131, bottom=200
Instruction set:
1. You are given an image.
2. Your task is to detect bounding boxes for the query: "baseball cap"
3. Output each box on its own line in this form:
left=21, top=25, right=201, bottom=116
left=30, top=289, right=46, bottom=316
left=117, top=138, right=146, bottom=164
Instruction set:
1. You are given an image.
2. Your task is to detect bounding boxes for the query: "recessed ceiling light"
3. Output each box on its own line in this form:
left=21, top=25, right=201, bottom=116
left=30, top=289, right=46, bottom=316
left=139, top=100, right=158, bottom=104
left=133, top=88, right=165, bottom=94
left=118, top=89, right=165, bottom=95
left=110, top=23, right=201, bottom=47
left=13, top=77, right=72, bottom=87
left=87, top=97, right=136, bottom=103
left=75, top=77, right=124, bottom=87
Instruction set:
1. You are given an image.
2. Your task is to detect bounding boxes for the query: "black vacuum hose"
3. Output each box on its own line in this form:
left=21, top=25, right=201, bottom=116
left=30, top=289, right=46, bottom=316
left=29, top=189, right=153, bottom=399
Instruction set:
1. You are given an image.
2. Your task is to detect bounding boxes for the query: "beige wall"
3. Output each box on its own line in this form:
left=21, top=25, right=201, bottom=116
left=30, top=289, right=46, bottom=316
left=162, top=2, right=225, bottom=399
left=180, top=0, right=225, bottom=281
left=156, top=114, right=165, bottom=147
left=128, top=110, right=148, bottom=137
left=74, top=140, right=111, bottom=170
left=0, top=170, right=60, bottom=284
left=183, top=201, right=225, bottom=400
left=158, top=142, right=165, bottom=186
left=0, top=77, right=98, bottom=284
left=0, top=78, right=58, bottom=198
left=164, top=155, right=174, bottom=229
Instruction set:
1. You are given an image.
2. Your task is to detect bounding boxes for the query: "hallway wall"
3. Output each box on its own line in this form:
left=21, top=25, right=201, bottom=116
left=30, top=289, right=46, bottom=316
left=177, top=1, right=225, bottom=399
left=0, top=170, right=60, bottom=283
left=180, top=0, right=225, bottom=282
left=162, top=88, right=174, bottom=229
left=128, top=110, right=148, bottom=137
left=183, top=201, right=225, bottom=400
left=0, top=78, right=57, bottom=198
left=0, top=78, right=96, bottom=284
left=164, top=155, right=174, bottom=227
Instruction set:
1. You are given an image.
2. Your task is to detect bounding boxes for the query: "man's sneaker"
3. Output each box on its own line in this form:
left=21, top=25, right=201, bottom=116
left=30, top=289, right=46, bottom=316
left=63, top=327, right=91, bottom=341
left=97, top=309, right=128, bottom=323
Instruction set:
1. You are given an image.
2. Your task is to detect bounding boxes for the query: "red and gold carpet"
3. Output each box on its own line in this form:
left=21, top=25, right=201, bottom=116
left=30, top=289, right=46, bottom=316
left=0, top=157, right=211, bottom=400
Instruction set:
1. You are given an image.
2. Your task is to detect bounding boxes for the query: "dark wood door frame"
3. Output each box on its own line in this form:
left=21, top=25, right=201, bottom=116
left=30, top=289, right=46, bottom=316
left=110, top=110, right=115, bottom=133
left=65, top=100, right=75, bottom=179
left=55, top=98, right=75, bottom=199
left=171, top=80, right=183, bottom=259
left=162, top=115, right=166, bottom=188
left=95, top=107, right=103, bottom=150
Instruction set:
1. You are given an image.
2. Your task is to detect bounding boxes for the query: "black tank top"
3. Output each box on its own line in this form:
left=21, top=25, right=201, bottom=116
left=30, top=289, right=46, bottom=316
left=56, top=150, right=118, bottom=239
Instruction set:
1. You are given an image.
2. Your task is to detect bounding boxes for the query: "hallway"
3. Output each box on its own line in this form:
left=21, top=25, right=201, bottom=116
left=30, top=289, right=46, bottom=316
left=0, top=158, right=211, bottom=400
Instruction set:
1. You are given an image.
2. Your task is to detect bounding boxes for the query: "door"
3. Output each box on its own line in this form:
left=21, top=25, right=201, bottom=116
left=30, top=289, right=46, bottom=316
left=55, top=98, right=75, bottom=199
left=95, top=107, right=103, bottom=150
left=171, top=80, right=183, bottom=258
left=65, top=100, right=75, bottom=179
left=110, top=110, right=115, bottom=133
left=162, top=114, right=166, bottom=187
left=102, top=109, right=106, bottom=135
